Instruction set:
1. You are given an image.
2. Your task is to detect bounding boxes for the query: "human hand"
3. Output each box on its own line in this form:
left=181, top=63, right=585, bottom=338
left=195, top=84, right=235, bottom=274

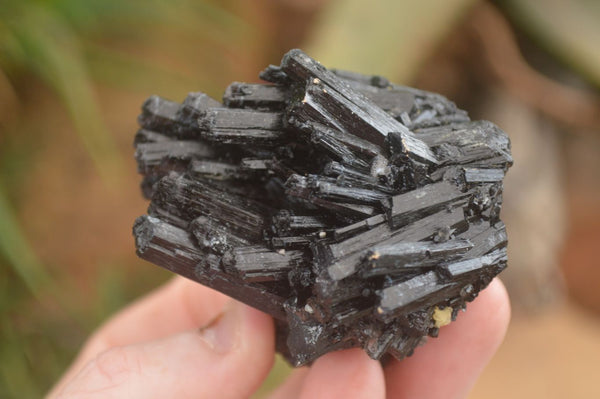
left=47, top=276, right=509, bottom=399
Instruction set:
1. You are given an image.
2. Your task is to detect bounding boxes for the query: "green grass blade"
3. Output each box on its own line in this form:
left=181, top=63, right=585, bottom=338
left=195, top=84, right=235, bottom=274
left=2, top=5, right=123, bottom=184
left=0, top=187, right=50, bottom=298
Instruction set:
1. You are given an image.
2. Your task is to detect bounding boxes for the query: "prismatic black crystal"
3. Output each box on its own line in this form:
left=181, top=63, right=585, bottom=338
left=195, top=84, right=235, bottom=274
left=132, top=49, right=512, bottom=366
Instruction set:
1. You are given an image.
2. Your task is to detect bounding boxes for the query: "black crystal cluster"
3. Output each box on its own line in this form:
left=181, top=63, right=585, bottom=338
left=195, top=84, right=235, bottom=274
left=133, top=49, right=512, bottom=366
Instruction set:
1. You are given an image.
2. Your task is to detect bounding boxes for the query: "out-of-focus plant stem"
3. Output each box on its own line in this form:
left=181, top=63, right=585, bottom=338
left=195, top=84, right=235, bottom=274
left=0, top=186, right=50, bottom=299
left=2, top=4, right=123, bottom=185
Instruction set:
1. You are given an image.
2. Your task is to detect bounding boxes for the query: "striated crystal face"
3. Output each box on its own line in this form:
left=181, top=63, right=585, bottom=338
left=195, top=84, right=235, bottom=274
left=132, top=49, right=512, bottom=366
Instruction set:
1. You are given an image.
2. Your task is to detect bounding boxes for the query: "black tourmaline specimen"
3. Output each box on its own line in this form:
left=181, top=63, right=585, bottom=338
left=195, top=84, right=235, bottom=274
left=132, top=49, right=512, bottom=366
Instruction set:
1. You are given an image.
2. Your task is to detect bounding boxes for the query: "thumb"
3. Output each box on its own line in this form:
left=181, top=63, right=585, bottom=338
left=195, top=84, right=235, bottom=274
left=51, top=301, right=274, bottom=399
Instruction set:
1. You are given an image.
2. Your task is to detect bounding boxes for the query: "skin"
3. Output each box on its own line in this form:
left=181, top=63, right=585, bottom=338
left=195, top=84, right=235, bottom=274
left=47, top=276, right=510, bottom=399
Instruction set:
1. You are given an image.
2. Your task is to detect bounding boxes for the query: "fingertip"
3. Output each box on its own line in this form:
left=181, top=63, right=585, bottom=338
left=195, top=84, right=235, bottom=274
left=480, top=278, right=511, bottom=343
left=235, top=302, right=276, bottom=371
left=385, top=278, right=511, bottom=399
left=238, top=301, right=276, bottom=343
left=299, top=348, right=385, bottom=399
left=448, top=278, right=510, bottom=359
left=197, top=301, right=276, bottom=398
left=267, top=368, right=309, bottom=399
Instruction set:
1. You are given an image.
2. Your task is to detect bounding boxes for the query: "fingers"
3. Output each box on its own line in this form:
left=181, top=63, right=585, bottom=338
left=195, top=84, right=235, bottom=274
left=272, top=281, right=509, bottom=399
left=266, top=349, right=386, bottom=399
left=267, top=368, right=309, bottom=399
left=50, top=277, right=228, bottom=396
left=297, top=348, right=386, bottom=399
left=51, top=302, right=275, bottom=399
left=49, top=275, right=509, bottom=398
left=385, top=278, right=511, bottom=399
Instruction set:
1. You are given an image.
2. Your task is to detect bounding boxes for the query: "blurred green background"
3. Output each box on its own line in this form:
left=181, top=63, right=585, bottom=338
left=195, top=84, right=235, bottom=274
left=1, top=0, right=599, bottom=397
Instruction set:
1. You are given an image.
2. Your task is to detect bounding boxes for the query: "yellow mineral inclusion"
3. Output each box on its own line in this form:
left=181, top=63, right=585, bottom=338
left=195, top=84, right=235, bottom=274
left=432, top=306, right=453, bottom=328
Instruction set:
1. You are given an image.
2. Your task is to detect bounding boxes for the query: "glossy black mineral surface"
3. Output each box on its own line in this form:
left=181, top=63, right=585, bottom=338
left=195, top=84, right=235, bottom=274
left=132, top=49, right=512, bottom=366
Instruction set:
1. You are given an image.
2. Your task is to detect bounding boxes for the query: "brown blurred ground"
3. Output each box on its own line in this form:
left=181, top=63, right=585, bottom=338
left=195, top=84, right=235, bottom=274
left=471, top=301, right=600, bottom=398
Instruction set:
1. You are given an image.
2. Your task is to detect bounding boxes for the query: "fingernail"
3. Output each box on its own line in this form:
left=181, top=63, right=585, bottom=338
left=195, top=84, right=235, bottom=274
left=198, top=301, right=240, bottom=354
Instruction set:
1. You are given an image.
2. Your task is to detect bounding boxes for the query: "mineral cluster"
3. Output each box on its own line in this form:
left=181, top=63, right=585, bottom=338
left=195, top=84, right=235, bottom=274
left=133, top=49, right=512, bottom=366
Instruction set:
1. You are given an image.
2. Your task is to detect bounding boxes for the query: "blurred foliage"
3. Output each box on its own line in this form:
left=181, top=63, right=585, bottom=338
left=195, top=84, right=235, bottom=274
left=0, top=0, right=252, bottom=396
left=0, top=186, right=50, bottom=298
left=2, top=0, right=122, bottom=183
left=500, top=0, right=600, bottom=89
left=0, top=0, right=250, bottom=183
